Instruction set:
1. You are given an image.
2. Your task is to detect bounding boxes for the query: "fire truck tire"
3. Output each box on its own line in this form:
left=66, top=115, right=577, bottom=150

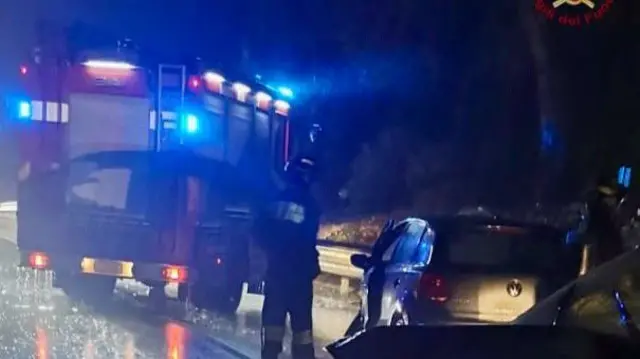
left=181, top=279, right=244, bottom=315
left=211, top=279, right=244, bottom=315
left=57, top=273, right=115, bottom=304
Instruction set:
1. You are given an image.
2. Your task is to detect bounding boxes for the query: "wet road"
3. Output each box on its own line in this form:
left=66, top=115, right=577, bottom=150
left=0, top=238, right=357, bottom=358
left=0, top=241, right=251, bottom=358
left=0, top=300, right=241, bottom=359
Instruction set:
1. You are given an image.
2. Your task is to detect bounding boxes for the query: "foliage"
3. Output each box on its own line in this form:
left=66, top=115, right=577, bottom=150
left=342, top=127, right=458, bottom=215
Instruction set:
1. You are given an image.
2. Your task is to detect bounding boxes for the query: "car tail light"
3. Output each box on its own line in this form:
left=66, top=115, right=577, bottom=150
left=162, top=266, right=188, bottom=283
left=418, top=273, right=449, bottom=303
left=28, top=252, right=50, bottom=270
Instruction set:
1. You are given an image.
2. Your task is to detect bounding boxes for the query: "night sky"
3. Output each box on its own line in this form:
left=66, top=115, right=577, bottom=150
left=1, top=0, right=639, bottom=205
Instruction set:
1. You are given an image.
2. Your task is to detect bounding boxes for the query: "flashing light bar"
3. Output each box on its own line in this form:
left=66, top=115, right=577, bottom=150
left=82, top=60, right=136, bottom=70
left=274, top=99, right=290, bottom=115
left=201, top=70, right=292, bottom=112
left=232, top=82, right=251, bottom=94
left=277, top=86, right=294, bottom=99
left=255, top=91, right=272, bottom=103
left=204, top=72, right=225, bottom=83
left=203, top=72, right=225, bottom=93
left=232, top=82, right=251, bottom=102
left=255, top=91, right=272, bottom=110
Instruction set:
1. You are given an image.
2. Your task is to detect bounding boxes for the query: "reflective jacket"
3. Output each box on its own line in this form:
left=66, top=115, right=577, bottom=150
left=255, top=185, right=321, bottom=279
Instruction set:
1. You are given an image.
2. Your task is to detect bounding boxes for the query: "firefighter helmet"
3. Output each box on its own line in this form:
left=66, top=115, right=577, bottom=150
left=595, top=176, right=624, bottom=199
left=284, top=156, right=316, bottom=185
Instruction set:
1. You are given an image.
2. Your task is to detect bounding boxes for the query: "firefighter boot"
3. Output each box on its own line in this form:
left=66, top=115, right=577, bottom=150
left=261, top=326, right=285, bottom=359
left=292, top=343, right=315, bottom=359
left=261, top=342, right=283, bottom=359
left=292, top=330, right=315, bottom=359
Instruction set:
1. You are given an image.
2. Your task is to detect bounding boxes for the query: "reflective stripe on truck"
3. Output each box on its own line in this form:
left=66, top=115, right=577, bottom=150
left=22, top=101, right=179, bottom=130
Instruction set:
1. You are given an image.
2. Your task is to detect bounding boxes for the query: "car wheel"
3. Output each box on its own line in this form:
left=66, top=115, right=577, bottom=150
left=211, top=279, right=244, bottom=315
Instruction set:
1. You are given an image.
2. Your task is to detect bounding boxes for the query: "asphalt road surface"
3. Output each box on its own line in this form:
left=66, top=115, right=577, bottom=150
left=0, top=238, right=357, bottom=358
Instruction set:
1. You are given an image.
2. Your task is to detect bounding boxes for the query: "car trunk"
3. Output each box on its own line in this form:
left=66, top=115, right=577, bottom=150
left=419, top=225, right=579, bottom=323
left=438, top=272, right=540, bottom=323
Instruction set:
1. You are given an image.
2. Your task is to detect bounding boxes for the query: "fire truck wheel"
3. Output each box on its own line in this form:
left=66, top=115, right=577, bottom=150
left=177, top=283, right=189, bottom=302
left=184, top=279, right=244, bottom=315
left=211, top=279, right=244, bottom=315
left=148, top=286, right=167, bottom=310
left=58, top=273, right=115, bottom=304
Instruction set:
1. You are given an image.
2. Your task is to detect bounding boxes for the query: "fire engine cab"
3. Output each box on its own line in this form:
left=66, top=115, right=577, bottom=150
left=4, top=37, right=297, bottom=313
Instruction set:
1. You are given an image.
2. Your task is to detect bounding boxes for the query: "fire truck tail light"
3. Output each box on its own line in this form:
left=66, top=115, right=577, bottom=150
left=82, top=60, right=136, bottom=70
left=162, top=266, right=188, bottom=283
left=28, top=252, right=50, bottom=270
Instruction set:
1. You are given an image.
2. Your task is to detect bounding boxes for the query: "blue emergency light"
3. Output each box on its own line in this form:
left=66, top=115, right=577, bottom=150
left=278, top=86, right=294, bottom=99
left=182, top=113, right=200, bottom=135
left=618, top=166, right=632, bottom=188
left=18, top=101, right=31, bottom=119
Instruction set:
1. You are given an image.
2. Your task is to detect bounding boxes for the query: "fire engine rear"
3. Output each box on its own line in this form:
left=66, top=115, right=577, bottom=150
left=4, top=40, right=294, bottom=313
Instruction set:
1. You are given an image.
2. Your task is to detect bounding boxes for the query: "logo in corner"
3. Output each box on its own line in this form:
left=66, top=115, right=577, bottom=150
left=535, top=0, right=614, bottom=26
left=553, top=0, right=595, bottom=9
left=506, top=280, right=523, bottom=298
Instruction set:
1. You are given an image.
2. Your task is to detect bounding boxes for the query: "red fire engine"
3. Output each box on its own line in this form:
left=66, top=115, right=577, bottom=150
left=4, top=34, right=296, bottom=313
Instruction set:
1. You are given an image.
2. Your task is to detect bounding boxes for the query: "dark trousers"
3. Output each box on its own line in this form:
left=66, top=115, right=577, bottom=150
left=261, top=273, right=315, bottom=359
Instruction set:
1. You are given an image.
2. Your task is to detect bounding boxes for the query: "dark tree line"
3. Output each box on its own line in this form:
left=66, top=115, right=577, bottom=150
left=311, top=0, right=640, bottom=215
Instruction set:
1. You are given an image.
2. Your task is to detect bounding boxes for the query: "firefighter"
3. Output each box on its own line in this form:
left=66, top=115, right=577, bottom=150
left=255, top=156, right=321, bottom=359
left=583, top=177, right=626, bottom=269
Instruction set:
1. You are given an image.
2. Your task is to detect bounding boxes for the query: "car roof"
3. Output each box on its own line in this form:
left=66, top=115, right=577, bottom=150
left=411, top=215, right=564, bottom=237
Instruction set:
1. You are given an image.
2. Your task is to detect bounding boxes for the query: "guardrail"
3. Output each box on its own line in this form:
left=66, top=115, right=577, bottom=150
left=0, top=201, right=367, bottom=294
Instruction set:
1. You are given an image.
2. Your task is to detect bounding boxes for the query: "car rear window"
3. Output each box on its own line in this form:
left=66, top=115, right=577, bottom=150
left=434, top=225, right=572, bottom=274
left=66, top=157, right=151, bottom=215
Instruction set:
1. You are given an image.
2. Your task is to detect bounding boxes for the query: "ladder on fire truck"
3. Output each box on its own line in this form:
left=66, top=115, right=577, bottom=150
left=155, top=64, right=187, bottom=150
